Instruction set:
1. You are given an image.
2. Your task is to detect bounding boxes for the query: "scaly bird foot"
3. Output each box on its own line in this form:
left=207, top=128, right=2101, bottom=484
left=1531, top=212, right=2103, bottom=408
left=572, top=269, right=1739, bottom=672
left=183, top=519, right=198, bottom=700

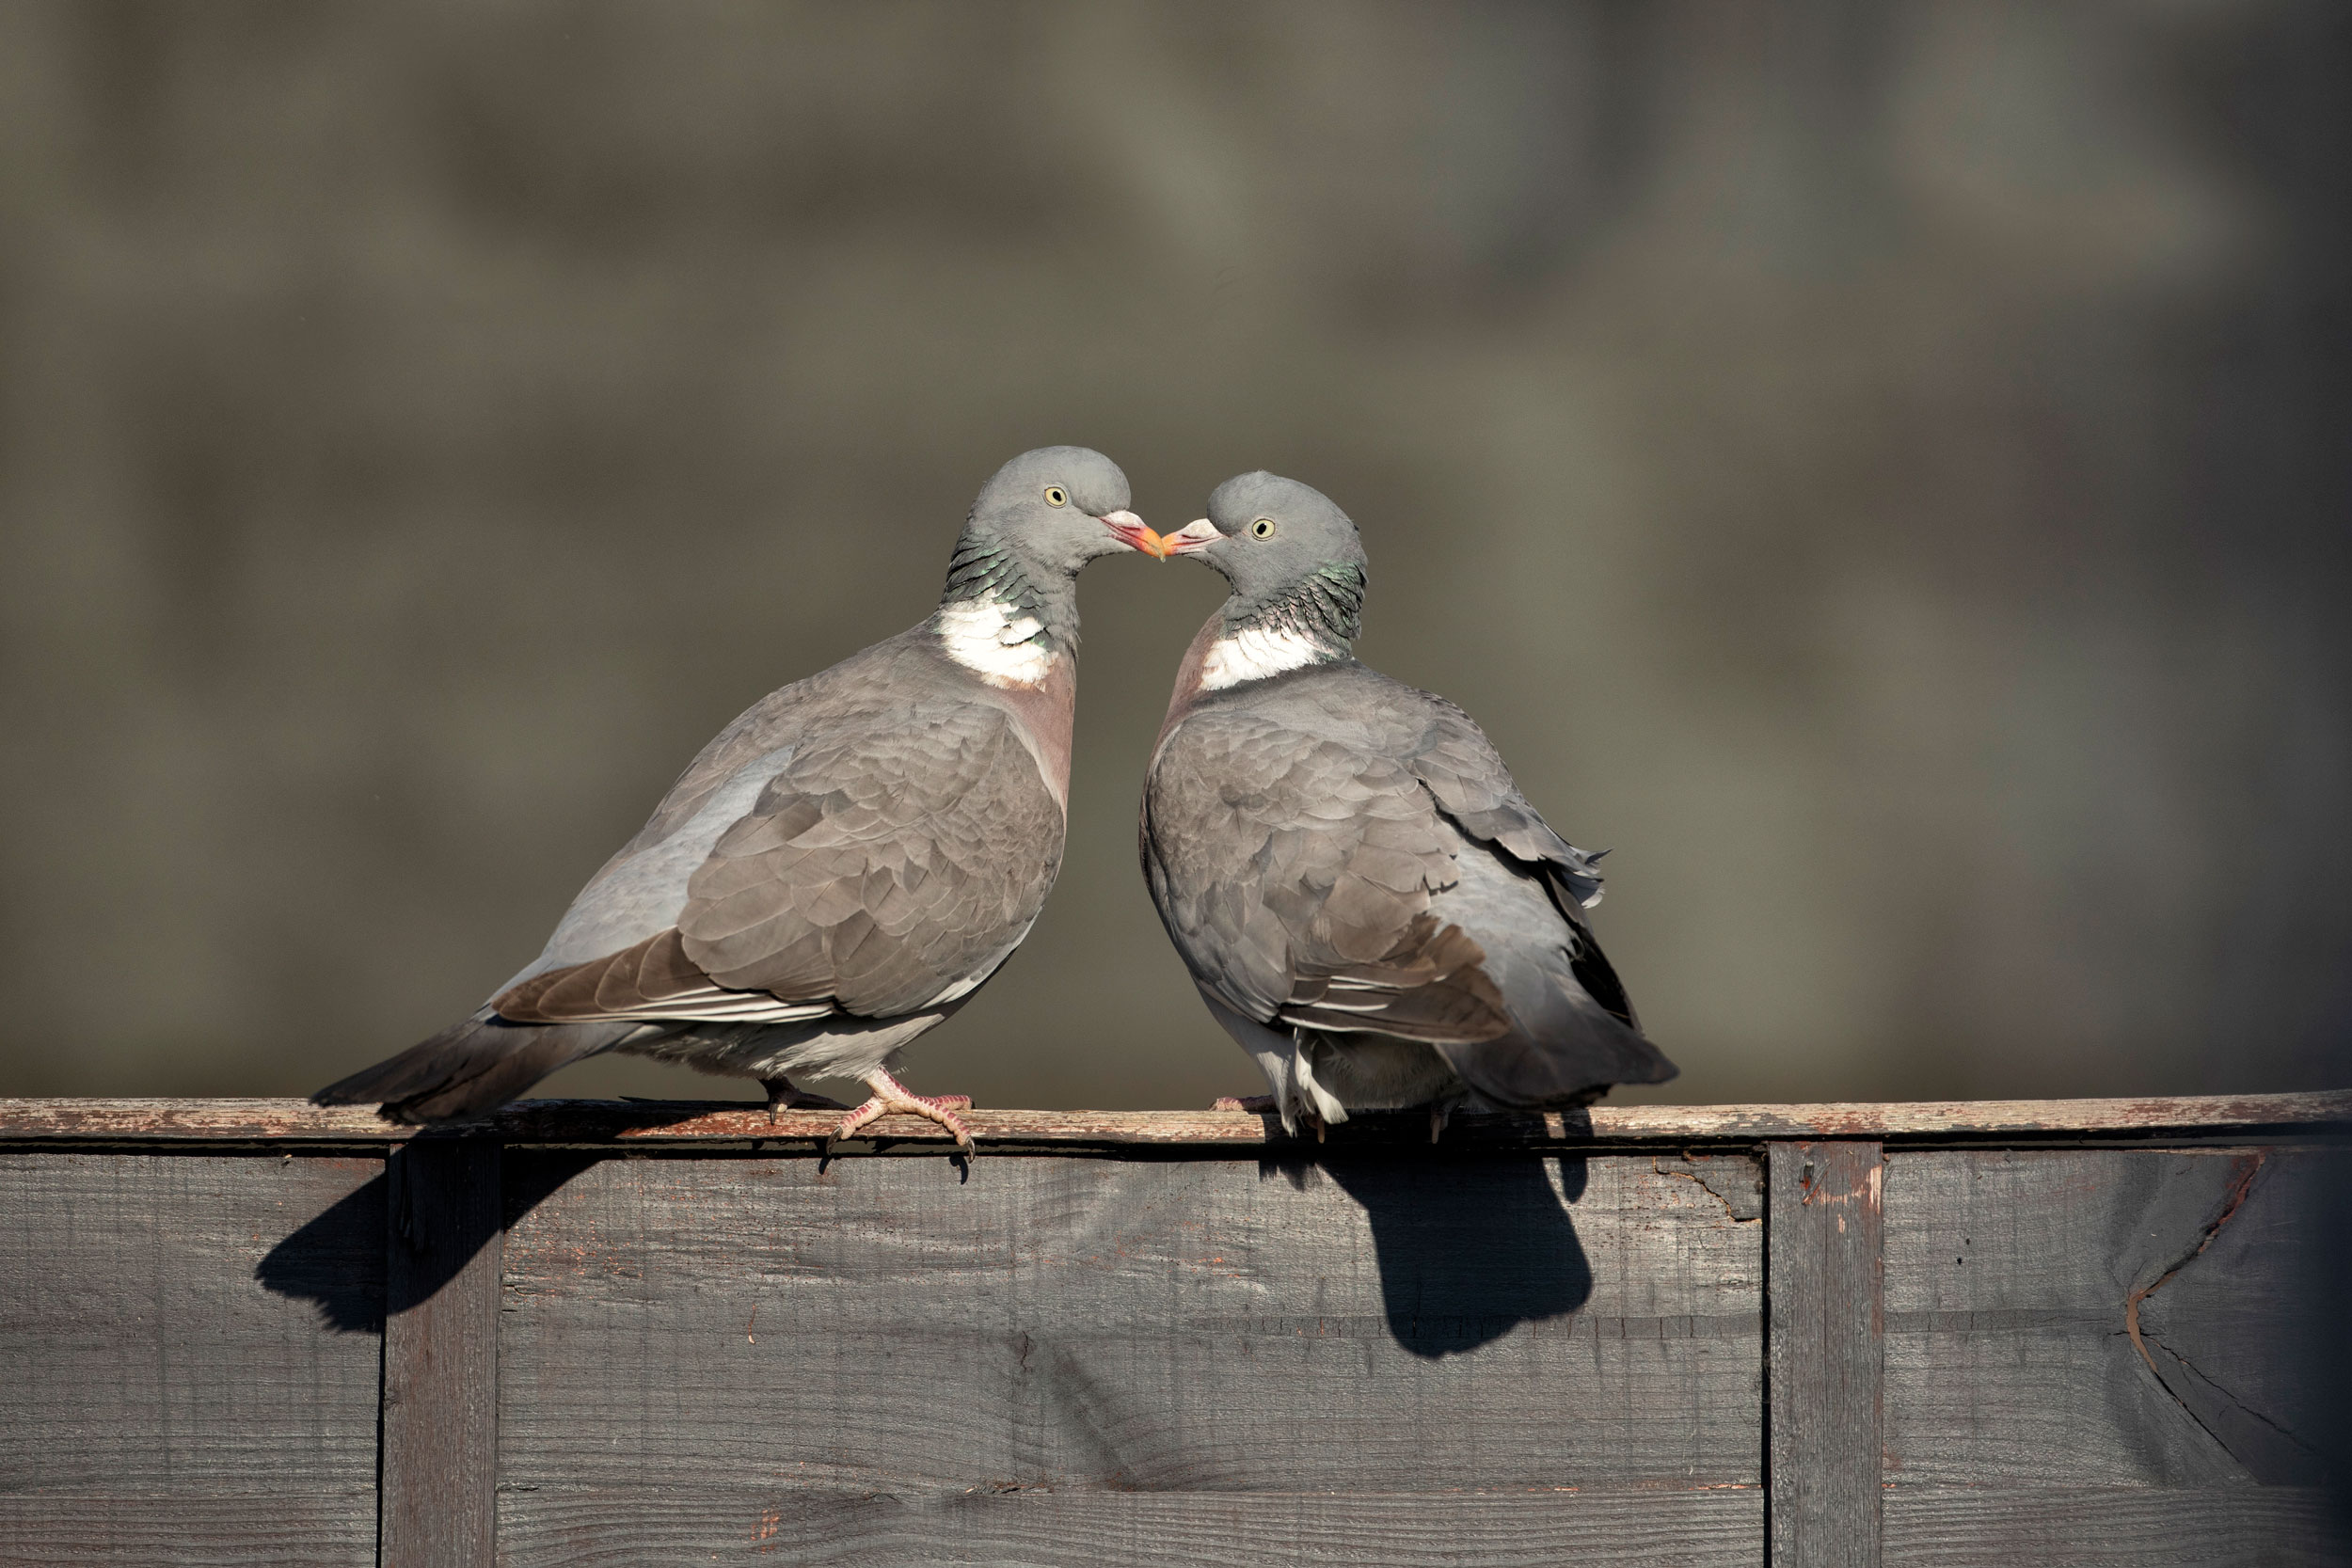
left=760, top=1077, right=849, bottom=1123
left=833, top=1069, right=975, bottom=1152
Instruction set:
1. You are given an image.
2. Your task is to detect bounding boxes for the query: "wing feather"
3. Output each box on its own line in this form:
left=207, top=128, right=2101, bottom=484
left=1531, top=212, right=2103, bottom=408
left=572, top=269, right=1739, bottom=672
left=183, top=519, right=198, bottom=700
left=501, top=698, right=1063, bottom=1028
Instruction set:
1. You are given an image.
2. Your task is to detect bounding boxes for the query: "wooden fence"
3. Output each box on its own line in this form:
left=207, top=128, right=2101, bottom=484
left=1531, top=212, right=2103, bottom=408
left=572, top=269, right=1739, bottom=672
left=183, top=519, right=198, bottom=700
left=4, top=1092, right=2349, bottom=1566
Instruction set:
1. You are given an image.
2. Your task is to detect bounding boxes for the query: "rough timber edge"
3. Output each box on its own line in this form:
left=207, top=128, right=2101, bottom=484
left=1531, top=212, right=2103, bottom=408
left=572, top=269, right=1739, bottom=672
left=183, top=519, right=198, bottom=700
left=0, top=1090, right=2345, bottom=1149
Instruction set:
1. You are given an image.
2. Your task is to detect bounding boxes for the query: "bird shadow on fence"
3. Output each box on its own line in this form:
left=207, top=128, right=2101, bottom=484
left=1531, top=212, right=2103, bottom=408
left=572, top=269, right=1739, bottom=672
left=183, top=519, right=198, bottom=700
left=1263, top=1143, right=1594, bottom=1359
left=252, top=1168, right=392, bottom=1333
left=255, top=1138, right=608, bottom=1333
left=255, top=1098, right=768, bottom=1329
left=250, top=1101, right=1599, bottom=1358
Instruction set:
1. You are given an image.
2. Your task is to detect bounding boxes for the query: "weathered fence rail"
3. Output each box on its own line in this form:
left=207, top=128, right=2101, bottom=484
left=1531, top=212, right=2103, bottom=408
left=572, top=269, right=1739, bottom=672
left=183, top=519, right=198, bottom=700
left=3, top=1092, right=2348, bottom=1567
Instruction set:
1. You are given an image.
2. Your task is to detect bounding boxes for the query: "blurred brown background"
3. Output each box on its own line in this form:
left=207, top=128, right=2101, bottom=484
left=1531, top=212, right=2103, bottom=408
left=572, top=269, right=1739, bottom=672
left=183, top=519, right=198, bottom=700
left=1, top=1, right=2345, bottom=1110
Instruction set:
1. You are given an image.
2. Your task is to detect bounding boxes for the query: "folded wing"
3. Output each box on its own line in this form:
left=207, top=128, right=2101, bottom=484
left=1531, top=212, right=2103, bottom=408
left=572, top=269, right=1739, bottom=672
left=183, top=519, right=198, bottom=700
left=501, top=700, right=1063, bottom=1027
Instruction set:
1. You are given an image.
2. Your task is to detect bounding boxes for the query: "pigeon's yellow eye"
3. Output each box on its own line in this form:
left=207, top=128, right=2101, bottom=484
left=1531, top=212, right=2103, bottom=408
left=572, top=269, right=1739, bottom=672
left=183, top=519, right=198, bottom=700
left=1043, top=485, right=1069, bottom=507
left=1250, top=517, right=1277, bottom=539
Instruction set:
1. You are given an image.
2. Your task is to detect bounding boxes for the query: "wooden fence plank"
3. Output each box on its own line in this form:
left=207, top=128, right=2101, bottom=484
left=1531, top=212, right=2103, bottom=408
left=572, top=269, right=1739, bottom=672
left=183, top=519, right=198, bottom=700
left=0, top=1152, right=381, bottom=1564
left=1881, top=1148, right=2346, bottom=1489
left=1880, top=1484, right=2349, bottom=1566
left=1768, top=1140, right=1884, bottom=1568
left=2, top=1091, right=2346, bottom=1146
left=0, top=1494, right=379, bottom=1568
left=3, top=1104, right=2340, bottom=1565
left=495, top=1485, right=1762, bottom=1568
left=496, top=1151, right=1760, bottom=1511
left=381, top=1138, right=502, bottom=1568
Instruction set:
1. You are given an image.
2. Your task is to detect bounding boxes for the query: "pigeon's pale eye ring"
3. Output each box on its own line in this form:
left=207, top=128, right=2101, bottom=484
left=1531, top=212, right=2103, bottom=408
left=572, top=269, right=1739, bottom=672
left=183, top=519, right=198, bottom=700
left=1250, top=517, right=1277, bottom=539
left=1043, top=485, right=1069, bottom=507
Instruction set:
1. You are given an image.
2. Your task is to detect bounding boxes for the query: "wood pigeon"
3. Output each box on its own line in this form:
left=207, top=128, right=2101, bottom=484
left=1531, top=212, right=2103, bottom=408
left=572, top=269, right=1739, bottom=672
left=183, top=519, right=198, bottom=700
left=1140, top=471, right=1677, bottom=1136
left=316, top=447, right=1160, bottom=1147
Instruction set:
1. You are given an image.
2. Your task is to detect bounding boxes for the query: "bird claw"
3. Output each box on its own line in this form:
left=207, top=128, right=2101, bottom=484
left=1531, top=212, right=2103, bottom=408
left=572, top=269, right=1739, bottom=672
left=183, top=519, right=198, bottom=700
left=1213, top=1095, right=1278, bottom=1113
left=833, top=1071, right=977, bottom=1153
left=760, top=1077, right=849, bottom=1124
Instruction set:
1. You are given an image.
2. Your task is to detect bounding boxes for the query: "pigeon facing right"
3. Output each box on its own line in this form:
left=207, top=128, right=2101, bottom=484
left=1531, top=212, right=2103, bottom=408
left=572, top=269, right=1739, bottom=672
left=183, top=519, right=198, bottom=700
left=315, top=446, right=1159, bottom=1146
left=1140, top=472, right=1677, bottom=1135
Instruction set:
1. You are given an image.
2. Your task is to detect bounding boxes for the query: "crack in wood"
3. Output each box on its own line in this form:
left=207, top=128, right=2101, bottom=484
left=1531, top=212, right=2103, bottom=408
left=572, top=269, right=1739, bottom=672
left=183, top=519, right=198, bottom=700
left=2118, top=1151, right=2329, bottom=1481
left=2123, top=1151, right=2264, bottom=1380
left=1650, top=1154, right=1764, bottom=1222
left=2144, top=1336, right=2327, bottom=1467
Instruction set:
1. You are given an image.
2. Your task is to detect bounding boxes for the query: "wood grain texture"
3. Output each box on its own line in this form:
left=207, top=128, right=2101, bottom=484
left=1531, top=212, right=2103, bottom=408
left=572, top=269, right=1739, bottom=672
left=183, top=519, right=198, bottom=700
left=1881, top=1484, right=2351, bottom=1566
left=4, top=1105, right=2342, bottom=1567
left=2, top=1090, right=2345, bottom=1146
left=381, top=1138, right=502, bottom=1568
left=1768, top=1140, right=1884, bottom=1568
left=0, top=1493, right=378, bottom=1567
left=0, top=1153, right=381, bottom=1563
left=496, top=1151, right=1761, bottom=1506
left=1881, top=1148, right=2350, bottom=1490
left=495, top=1485, right=1763, bottom=1568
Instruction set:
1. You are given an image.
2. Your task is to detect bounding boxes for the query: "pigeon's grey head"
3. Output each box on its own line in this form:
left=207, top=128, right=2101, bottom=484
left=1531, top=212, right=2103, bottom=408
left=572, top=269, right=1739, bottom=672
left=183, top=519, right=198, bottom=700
left=1156, top=472, right=1370, bottom=641
left=965, top=446, right=1154, bottom=578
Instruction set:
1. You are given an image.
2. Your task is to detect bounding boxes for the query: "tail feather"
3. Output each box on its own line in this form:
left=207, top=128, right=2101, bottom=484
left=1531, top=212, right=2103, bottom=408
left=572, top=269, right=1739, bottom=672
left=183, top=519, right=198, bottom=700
left=1435, top=980, right=1678, bottom=1110
left=312, top=1009, right=634, bottom=1125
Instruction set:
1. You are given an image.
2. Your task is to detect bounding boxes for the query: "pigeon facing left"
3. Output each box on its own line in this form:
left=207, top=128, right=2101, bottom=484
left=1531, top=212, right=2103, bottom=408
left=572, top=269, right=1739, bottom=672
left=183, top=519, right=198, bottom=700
left=316, top=446, right=1160, bottom=1147
left=1140, top=472, right=1677, bottom=1135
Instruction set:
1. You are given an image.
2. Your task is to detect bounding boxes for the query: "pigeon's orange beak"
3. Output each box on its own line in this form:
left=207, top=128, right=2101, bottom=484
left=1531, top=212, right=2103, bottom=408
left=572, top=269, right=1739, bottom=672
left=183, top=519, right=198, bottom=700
left=1155, top=518, right=1224, bottom=556
left=1098, top=510, right=1168, bottom=556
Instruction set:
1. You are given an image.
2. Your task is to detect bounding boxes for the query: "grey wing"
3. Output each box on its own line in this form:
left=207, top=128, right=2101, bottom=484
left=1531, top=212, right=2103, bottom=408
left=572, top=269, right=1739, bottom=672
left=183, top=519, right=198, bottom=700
left=498, top=700, right=1065, bottom=1026
left=1142, top=710, right=1513, bottom=1046
left=1420, top=829, right=1675, bottom=1102
left=1408, top=694, right=1607, bottom=907
left=1405, top=695, right=1636, bottom=1030
left=551, top=681, right=821, bottom=926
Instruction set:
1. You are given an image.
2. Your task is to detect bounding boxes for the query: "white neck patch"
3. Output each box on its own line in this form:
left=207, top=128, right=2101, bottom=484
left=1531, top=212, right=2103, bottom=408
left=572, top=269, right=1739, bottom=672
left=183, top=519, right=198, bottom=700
left=936, top=598, right=1055, bottom=688
left=1199, top=625, right=1328, bottom=690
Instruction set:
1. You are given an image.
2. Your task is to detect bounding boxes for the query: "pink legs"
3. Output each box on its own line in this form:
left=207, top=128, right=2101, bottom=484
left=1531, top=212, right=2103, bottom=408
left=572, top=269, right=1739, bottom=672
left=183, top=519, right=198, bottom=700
left=834, top=1068, right=975, bottom=1152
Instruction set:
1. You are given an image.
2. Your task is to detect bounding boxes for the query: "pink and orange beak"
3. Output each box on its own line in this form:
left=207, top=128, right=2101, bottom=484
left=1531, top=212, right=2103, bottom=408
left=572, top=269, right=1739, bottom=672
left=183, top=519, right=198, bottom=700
left=1152, top=517, right=1224, bottom=557
left=1098, top=510, right=1167, bottom=556
left=1100, top=512, right=1222, bottom=560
